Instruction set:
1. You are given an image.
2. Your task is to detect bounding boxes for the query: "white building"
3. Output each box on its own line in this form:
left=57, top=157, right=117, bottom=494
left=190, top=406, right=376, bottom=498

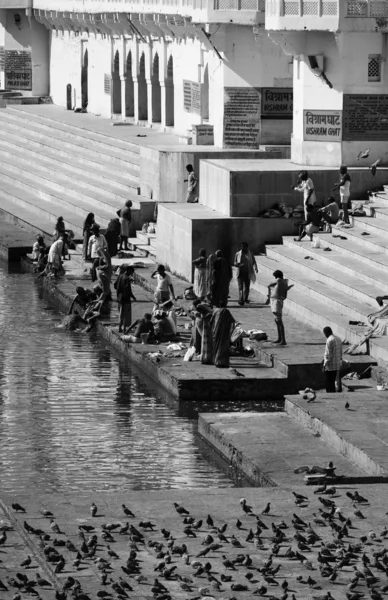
left=266, top=0, right=388, bottom=165
left=0, top=0, right=293, bottom=147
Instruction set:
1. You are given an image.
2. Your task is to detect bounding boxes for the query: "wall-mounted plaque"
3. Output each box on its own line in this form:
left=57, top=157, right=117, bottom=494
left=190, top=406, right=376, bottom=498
left=343, top=94, right=388, bottom=141
left=0, top=47, right=5, bottom=71
left=303, top=110, right=342, bottom=141
left=223, top=87, right=261, bottom=148
left=5, top=50, right=32, bottom=90
left=261, top=88, right=293, bottom=116
left=183, top=80, right=201, bottom=115
left=104, top=74, right=111, bottom=94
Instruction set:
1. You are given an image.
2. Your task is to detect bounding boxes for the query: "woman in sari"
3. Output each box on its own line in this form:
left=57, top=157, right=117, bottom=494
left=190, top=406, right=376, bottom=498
left=82, top=213, right=95, bottom=260
left=212, top=250, right=232, bottom=307
left=210, top=308, right=235, bottom=368
left=191, top=301, right=213, bottom=363
left=117, top=200, right=132, bottom=250
left=53, top=216, right=66, bottom=242
left=105, top=218, right=121, bottom=258
left=193, top=248, right=208, bottom=300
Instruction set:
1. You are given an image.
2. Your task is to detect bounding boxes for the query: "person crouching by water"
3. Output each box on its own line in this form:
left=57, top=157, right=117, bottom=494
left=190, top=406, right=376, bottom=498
left=294, top=204, right=321, bottom=242
left=267, top=270, right=293, bottom=346
left=47, top=233, right=67, bottom=278
left=151, top=264, right=176, bottom=307
left=154, top=311, right=176, bottom=342
left=114, top=265, right=137, bottom=334
left=234, top=241, right=258, bottom=306
left=193, top=248, right=208, bottom=301
left=82, top=212, right=95, bottom=261
left=88, top=224, right=108, bottom=282
left=83, top=285, right=110, bottom=331
left=32, top=235, right=46, bottom=261
left=124, top=313, right=155, bottom=343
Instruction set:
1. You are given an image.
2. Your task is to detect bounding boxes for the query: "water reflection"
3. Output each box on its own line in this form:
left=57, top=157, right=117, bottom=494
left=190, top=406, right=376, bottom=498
left=0, top=262, right=238, bottom=494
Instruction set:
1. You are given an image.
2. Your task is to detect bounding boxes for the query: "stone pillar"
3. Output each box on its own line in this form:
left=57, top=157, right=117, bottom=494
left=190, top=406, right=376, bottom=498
left=159, top=39, right=168, bottom=127
left=120, top=37, right=126, bottom=121
left=132, top=40, right=140, bottom=123
left=145, top=44, right=153, bottom=126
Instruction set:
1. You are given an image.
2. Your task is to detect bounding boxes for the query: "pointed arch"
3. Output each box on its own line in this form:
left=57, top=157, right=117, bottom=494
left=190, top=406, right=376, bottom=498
left=112, top=49, right=122, bottom=114
left=138, top=51, right=148, bottom=121
left=152, top=52, right=161, bottom=123
left=125, top=50, right=134, bottom=117
left=166, top=55, right=174, bottom=127
left=81, top=45, right=88, bottom=109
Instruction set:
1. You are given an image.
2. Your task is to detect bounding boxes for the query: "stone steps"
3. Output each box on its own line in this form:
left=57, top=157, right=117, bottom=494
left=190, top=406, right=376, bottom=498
left=282, top=236, right=388, bottom=292
left=3, top=106, right=141, bottom=162
left=256, top=254, right=376, bottom=322
left=266, top=243, right=383, bottom=305
left=0, top=111, right=140, bottom=180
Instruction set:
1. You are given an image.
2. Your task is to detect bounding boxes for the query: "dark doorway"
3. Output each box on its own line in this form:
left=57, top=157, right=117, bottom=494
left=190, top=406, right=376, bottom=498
left=152, top=53, right=161, bottom=123
left=202, top=64, right=209, bottom=120
left=112, top=50, right=122, bottom=115
left=125, top=51, right=134, bottom=117
left=81, top=48, right=88, bottom=110
left=67, top=84, right=72, bottom=110
left=138, top=52, right=148, bottom=121
left=166, top=55, right=174, bottom=126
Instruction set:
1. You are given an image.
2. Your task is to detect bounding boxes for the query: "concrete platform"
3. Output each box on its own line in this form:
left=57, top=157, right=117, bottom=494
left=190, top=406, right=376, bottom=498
left=198, top=412, right=368, bottom=487
left=0, top=217, right=33, bottom=260
left=285, top=391, right=388, bottom=476
left=2, top=483, right=388, bottom=600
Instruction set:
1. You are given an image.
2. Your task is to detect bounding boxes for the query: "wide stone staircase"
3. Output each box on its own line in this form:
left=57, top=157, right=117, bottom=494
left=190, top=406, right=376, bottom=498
left=0, top=106, right=155, bottom=240
left=254, top=189, right=388, bottom=364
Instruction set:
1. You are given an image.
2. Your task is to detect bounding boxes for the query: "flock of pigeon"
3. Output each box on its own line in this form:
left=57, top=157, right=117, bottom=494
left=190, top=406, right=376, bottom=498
left=0, top=487, right=387, bottom=600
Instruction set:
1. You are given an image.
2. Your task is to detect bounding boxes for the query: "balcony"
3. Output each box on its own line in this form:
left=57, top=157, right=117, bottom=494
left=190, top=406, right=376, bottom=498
left=0, top=0, right=31, bottom=7
left=31, top=0, right=265, bottom=26
left=265, top=0, right=339, bottom=30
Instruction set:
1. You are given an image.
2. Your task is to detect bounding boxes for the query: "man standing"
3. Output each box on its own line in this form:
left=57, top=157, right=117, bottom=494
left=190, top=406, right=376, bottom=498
left=184, top=164, right=198, bottom=203
left=323, top=326, right=343, bottom=392
left=267, top=270, right=293, bottom=346
left=88, top=224, right=108, bottom=282
left=292, top=170, right=317, bottom=219
left=234, top=241, right=258, bottom=306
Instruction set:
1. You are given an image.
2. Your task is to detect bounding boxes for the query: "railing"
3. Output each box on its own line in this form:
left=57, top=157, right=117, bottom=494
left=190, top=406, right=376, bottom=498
left=347, top=1, right=388, bottom=17
left=214, top=0, right=265, bottom=9
left=266, top=0, right=337, bottom=16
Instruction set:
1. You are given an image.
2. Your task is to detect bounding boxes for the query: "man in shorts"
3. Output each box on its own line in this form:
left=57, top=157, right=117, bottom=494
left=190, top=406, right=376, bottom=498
left=267, top=270, right=294, bottom=346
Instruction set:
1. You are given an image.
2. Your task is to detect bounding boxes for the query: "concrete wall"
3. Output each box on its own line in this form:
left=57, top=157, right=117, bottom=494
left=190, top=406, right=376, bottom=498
left=291, top=30, right=388, bottom=166
left=2, top=11, right=49, bottom=95
left=157, top=203, right=299, bottom=281
left=140, top=147, right=282, bottom=203
left=200, top=160, right=388, bottom=218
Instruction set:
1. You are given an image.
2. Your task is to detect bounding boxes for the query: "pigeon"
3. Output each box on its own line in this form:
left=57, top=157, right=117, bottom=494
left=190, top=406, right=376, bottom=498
left=20, top=555, right=32, bottom=568
left=231, top=583, right=249, bottom=591
left=229, top=368, right=245, bottom=377
left=370, top=158, right=381, bottom=176
left=357, top=148, right=370, bottom=160
left=90, top=503, right=98, bottom=517
left=122, top=504, right=135, bottom=517
left=0, top=531, right=7, bottom=546
left=262, top=503, right=271, bottom=515
left=236, top=518, right=242, bottom=529
left=240, top=498, right=253, bottom=514
left=206, top=514, right=214, bottom=528
left=12, top=503, right=26, bottom=513
left=40, top=509, right=54, bottom=518
left=50, top=520, right=61, bottom=534
left=345, top=401, right=350, bottom=410
left=173, top=503, right=189, bottom=515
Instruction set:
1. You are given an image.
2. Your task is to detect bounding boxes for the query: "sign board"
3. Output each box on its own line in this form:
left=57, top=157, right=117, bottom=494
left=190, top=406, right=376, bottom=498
left=261, top=88, right=293, bottom=116
left=183, top=80, right=201, bottom=115
left=5, top=50, right=32, bottom=90
left=303, top=110, right=342, bottom=141
left=343, top=94, right=388, bottom=141
left=104, top=74, right=111, bottom=94
left=192, top=124, right=214, bottom=146
left=223, top=87, right=261, bottom=148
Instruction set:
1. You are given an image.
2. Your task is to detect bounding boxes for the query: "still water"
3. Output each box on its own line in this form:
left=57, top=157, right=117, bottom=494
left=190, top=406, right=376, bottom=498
left=0, top=262, right=240, bottom=494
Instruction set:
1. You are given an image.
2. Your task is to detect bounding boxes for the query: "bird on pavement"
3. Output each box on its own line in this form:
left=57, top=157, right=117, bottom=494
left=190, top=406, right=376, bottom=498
left=90, top=502, right=98, bottom=517
left=122, top=505, right=135, bottom=517
left=20, top=556, right=32, bottom=568
left=173, top=503, right=189, bottom=515
left=262, top=503, right=271, bottom=515
left=11, top=503, right=26, bottom=513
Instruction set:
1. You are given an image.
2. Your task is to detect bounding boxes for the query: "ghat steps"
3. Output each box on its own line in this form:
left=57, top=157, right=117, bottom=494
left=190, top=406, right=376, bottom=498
left=255, top=193, right=388, bottom=364
left=0, top=106, right=154, bottom=239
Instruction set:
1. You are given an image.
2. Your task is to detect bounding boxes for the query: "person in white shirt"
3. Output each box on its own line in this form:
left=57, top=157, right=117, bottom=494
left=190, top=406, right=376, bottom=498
left=87, top=224, right=108, bottom=282
left=151, top=264, right=176, bottom=306
left=293, top=170, right=317, bottom=219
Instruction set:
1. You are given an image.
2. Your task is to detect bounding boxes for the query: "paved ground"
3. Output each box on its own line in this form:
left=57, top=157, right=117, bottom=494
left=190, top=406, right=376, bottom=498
left=285, top=392, right=388, bottom=476
left=198, top=412, right=367, bottom=487
left=2, top=485, right=388, bottom=599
